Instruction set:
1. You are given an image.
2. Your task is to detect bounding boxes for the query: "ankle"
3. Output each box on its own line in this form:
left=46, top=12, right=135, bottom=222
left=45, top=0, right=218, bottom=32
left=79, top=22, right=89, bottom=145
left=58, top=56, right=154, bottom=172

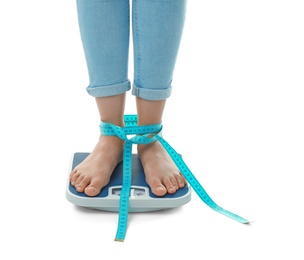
left=136, top=97, right=166, bottom=126
left=98, top=134, right=124, bottom=149
left=137, top=141, right=158, bottom=157
left=137, top=143, right=145, bottom=154
left=100, top=117, right=125, bottom=127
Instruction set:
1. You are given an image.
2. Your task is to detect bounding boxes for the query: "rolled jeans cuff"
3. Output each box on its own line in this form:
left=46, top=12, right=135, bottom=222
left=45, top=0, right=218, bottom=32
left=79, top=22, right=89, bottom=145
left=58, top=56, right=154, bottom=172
left=132, top=83, right=172, bottom=101
left=86, top=80, right=131, bottom=97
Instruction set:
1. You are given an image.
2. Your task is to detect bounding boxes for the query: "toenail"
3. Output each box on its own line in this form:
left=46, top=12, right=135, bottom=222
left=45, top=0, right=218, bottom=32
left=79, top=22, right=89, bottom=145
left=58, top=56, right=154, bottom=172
left=156, top=186, right=165, bottom=191
left=87, top=186, right=97, bottom=192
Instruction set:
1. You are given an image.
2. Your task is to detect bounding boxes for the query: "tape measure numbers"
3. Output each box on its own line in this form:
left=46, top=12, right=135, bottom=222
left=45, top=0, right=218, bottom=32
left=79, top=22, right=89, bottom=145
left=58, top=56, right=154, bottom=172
left=100, top=115, right=249, bottom=241
left=155, top=136, right=248, bottom=223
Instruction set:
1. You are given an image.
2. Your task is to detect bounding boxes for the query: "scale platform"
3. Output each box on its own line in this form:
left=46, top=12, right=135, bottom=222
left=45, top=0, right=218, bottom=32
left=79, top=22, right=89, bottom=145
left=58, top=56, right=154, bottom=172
left=66, top=153, right=191, bottom=212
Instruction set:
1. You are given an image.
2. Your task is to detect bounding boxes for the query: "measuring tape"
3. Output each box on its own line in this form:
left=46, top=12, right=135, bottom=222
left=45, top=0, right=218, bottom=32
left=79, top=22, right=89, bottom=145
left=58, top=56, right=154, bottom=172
left=100, top=115, right=249, bottom=242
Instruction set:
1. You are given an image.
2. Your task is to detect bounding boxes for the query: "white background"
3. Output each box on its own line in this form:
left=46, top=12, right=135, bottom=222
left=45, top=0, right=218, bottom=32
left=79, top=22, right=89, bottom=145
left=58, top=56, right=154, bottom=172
left=0, top=0, right=303, bottom=259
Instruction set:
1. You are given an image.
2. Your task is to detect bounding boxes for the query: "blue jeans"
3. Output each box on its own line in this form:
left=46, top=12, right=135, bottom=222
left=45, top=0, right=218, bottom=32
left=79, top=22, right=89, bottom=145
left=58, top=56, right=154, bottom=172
left=76, top=0, right=187, bottom=100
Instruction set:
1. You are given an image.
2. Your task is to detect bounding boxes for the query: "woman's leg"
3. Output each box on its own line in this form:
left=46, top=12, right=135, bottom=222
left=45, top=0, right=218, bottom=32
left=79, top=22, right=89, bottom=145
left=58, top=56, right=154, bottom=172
left=76, top=0, right=131, bottom=96
left=70, top=94, right=126, bottom=196
left=70, top=0, right=130, bottom=196
left=136, top=98, right=187, bottom=196
left=132, top=0, right=188, bottom=196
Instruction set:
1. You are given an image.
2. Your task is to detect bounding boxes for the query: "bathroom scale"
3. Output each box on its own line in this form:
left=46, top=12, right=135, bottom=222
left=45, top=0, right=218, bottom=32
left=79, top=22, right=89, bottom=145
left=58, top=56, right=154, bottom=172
left=66, top=152, right=192, bottom=212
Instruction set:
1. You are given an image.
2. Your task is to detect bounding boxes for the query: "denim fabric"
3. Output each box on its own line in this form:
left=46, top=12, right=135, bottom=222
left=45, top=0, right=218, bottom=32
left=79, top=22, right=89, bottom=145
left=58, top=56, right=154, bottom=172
left=76, top=0, right=187, bottom=100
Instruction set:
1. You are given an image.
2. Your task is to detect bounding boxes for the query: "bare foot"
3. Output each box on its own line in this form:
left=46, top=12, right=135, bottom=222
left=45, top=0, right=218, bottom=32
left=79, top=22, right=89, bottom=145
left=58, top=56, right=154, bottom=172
left=69, top=135, right=124, bottom=196
left=138, top=141, right=187, bottom=196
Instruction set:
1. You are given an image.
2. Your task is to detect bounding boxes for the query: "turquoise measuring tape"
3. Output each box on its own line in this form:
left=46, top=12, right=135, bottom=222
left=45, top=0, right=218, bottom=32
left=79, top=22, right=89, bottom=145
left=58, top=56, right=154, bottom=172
left=100, top=115, right=249, bottom=242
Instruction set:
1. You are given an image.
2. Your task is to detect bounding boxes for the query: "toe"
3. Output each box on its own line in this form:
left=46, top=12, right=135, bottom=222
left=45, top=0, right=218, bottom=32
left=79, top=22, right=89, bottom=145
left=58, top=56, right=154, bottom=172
left=85, top=185, right=100, bottom=196
left=170, top=176, right=179, bottom=191
left=75, top=175, right=84, bottom=186
left=147, top=177, right=167, bottom=196
left=84, top=178, right=107, bottom=197
left=153, top=185, right=167, bottom=196
left=69, top=169, right=76, bottom=179
left=176, top=174, right=186, bottom=188
left=163, top=177, right=176, bottom=194
left=76, top=177, right=90, bottom=193
left=70, top=171, right=80, bottom=185
left=178, top=181, right=185, bottom=188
